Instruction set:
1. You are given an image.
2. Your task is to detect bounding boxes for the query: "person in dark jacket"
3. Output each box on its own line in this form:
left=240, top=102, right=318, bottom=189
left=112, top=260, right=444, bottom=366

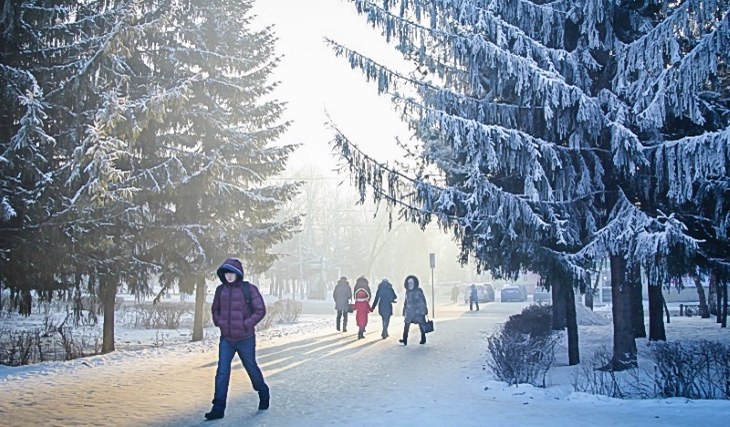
left=399, top=275, right=429, bottom=346
left=353, top=276, right=371, bottom=300
left=333, top=276, right=352, bottom=332
left=469, top=284, right=480, bottom=311
left=205, top=258, right=269, bottom=421
left=371, top=279, right=397, bottom=339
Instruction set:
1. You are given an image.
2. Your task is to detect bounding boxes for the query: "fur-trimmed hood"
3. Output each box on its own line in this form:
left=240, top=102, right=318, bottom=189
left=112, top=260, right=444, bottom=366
left=403, top=275, right=420, bottom=290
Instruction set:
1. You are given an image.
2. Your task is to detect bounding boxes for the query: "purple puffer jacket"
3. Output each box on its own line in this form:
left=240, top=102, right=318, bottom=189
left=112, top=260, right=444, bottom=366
left=212, top=259, right=266, bottom=341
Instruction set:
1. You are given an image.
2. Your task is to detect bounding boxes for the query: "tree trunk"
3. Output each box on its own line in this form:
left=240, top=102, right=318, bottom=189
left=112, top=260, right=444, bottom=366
left=608, top=255, right=637, bottom=370
left=709, top=274, right=718, bottom=316
left=551, top=279, right=566, bottom=330
left=714, top=275, right=724, bottom=323
left=585, top=286, right=594, bottom=311
left=565, top=285, right=579, bottom=366
left=192, top=275, right=206, bottom=342
left=101, top=277, right=116, bottom=354
left=717, top=282, right=727, bottom=328
left=648, top=284, right=666, bottom=341
left=695, top=275, right=710, bottom=318
left=629, top=264, right=646, bottom=338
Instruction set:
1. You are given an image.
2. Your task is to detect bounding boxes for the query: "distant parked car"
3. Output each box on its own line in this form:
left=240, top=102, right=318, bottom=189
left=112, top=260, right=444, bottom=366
left=532, top=286, right=552, bottom=303
left=463, top=283, right=495, bottom=303
left=501, top=284, right=527, bottom=302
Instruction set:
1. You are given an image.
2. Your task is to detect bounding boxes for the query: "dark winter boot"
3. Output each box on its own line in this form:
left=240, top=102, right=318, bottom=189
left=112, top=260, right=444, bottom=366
left=204, top=409, right=224, bottom=420
left=343, top=322, right=347, bottom=333
left=399, top=338, right=407, bottom=345
left=420, top=331, right=427, bottom=345
left=258, top=398, right=269, bottom=410
left=336, top=319, right=341, bottom=331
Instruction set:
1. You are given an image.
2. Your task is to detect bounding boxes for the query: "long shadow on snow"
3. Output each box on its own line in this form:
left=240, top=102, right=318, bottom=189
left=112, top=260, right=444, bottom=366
left=196, top=332, right=360, bottom=370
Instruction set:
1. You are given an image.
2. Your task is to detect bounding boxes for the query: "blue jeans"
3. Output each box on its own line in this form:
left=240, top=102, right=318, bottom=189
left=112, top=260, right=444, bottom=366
left=212, top=336, right=269, bottom=412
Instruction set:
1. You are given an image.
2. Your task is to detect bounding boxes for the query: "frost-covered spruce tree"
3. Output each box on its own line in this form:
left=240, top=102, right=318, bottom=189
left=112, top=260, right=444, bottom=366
left=29, top=0, right=185, bottom=351
left=129, top=0, right=300, bottom=341
left=327, top=0, right=608, bottom=368
left=0, top=0, right=97, bottom=315
left=326, top=0, right=721, bottom=370
left=606, top=0, right=730, bottom=330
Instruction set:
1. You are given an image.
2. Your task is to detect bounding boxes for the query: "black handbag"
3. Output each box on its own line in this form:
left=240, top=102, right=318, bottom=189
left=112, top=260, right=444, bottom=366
left=424, top=317, right=434, bottom=333
left=347, top=303, right=354, bottom=313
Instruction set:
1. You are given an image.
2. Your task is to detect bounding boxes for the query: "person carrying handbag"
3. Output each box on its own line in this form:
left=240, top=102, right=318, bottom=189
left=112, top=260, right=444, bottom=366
left=399, top=275, right=429, bottom=345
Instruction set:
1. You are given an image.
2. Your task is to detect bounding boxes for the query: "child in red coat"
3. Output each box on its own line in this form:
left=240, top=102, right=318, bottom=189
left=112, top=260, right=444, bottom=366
left=352, top=289, right=372, bottom=339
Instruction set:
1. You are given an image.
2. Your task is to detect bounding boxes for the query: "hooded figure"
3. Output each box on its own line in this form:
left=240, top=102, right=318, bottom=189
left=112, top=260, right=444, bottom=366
left=206, top=258, right=269, bottom=421
left=353, top=276, right=371, bottom=301
left=400, top=275, right=428, bottom=345
left=333, top=276, right=352, bottom=332
left=371, top=279, right=398, bottom=339
left=352, top=288, right=373, bottom=339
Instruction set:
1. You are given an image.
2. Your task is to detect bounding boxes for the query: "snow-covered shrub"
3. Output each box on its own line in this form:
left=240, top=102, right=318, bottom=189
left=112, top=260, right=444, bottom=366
left=124, top=303, right=193, bottom=329
left=573, top=341, right=730, bottom=399
left=650, top=340, right=730, bottom=399
left=487, top=305, right=557, bottom=387
left=201, top=302, right=214, bottom=328
left=571, top=345, right=645, bottom=398
left=256, top=304, right=279, bottom=332
left=0, top=325, right=102, bottom=366
left=272, top=299, right=302, bottom=323
left=503, top=304, right=553, bottom=339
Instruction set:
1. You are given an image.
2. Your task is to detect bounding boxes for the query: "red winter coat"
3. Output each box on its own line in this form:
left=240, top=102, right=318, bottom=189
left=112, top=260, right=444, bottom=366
left=352, top=289, right=372, bottom=327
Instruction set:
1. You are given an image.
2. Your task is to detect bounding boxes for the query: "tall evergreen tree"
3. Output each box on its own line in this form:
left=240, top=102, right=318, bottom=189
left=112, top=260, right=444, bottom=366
left=130, top=0, right=300, bottom=341
left=1, top=0, right=300, bottom=351
left=325, top=0, right=727, bottom=369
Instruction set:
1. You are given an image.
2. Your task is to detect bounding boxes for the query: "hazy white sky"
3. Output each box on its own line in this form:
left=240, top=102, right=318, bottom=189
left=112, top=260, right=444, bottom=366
left=252, top=0, right=414, bottom=177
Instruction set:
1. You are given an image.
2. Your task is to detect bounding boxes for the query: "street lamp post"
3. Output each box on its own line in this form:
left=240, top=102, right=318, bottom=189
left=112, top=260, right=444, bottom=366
left=429, top=253, right=435, bottom=318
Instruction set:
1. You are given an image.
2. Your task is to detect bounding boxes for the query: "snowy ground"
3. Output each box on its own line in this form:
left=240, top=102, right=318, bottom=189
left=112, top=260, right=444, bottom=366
left=1, top=297, right=729, bottom=426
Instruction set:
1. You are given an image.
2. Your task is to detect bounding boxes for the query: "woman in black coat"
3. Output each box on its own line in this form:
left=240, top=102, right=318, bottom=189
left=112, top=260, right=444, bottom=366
left=371, top=279, right=397, bottom=339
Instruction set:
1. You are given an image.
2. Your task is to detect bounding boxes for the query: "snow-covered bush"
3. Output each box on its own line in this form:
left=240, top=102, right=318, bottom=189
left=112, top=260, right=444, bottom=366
left=571, top=345, right=644, bottom=398
left=573, top=341, right=730, bottom=400
left=650, top=341, right=730, bottom=400
left=503, top=304, right=553, bottom=339
left=256, top=304, right=279, bottom=332
left=272, top=299, right=302, bottom=323
left=0, top=325, right=101, bottom=366
left=121, top=303, right=193, bottom=329
left=487, top=305, right=557, bottom=387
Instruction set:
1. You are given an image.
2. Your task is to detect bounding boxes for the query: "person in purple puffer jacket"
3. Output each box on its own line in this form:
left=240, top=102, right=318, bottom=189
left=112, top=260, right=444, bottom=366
left=205, top=258, right=269, bottom=421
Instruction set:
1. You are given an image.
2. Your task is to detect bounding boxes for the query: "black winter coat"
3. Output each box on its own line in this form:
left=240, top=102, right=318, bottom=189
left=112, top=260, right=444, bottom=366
left=371, top=281, right=397, bottom=316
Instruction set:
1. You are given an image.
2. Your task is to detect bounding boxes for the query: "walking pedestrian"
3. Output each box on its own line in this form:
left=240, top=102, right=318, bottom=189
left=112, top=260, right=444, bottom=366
left=399, top=275, right=429, bottom=346
left=333, top=276, right=352, bottom=332
left=371, top=279, right=397, bottom=339
left=469, top=284, right=480, bottom=311
left=205, top=258, right=269, bottom=421
left=352, top=288, right=373, bottom=339
left=451, top=284, right=460, bottom=304
left=353, top=276, right=371, bottom=300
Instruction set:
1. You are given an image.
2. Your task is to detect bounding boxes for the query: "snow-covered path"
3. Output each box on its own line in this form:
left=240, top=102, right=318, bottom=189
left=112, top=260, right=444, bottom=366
left=2, top=302, right=729, bottom=426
